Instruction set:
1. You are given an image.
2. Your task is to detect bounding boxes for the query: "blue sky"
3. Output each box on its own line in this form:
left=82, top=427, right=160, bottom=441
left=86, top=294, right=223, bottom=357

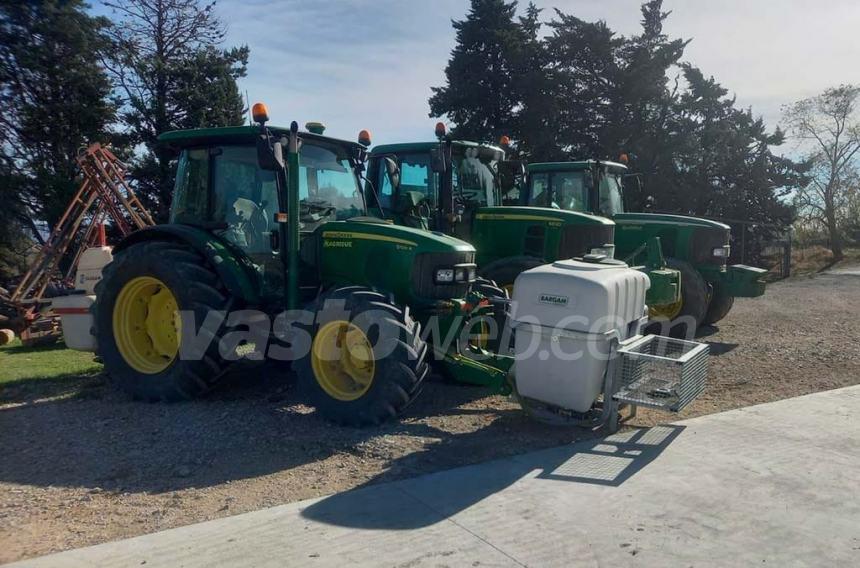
left=94, top=0, right=860, bottom=150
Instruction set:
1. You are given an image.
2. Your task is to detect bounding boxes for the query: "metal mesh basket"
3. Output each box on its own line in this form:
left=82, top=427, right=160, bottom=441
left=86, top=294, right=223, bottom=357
left=614, top=335, right=709, bottom=412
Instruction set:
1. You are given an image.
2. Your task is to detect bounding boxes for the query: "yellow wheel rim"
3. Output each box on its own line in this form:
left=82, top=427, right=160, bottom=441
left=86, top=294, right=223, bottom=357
left=649, top=297, right=683, bottom=320
left=311, top=321, right=375, bottom=401
left=112, top=276, right=181, bottom=374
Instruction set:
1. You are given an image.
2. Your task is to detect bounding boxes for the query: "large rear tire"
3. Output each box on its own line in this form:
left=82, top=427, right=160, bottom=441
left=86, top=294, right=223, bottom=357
left=93, top=241, right=231, bottom=401
left=296, top=286, right=429, bottom=426
left=648, top=258, right=710, bottom=338
left=702, top=288, right=734, bottom=325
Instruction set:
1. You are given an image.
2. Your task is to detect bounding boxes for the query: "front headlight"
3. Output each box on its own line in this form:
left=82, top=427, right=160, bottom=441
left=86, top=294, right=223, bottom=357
left=589, top=244, right=616, bottom=259
left=435, top=268, right=455, bottom=283
left=454, top=265, right=476, bottom=283
left=712, top=246, right=730, bottom=258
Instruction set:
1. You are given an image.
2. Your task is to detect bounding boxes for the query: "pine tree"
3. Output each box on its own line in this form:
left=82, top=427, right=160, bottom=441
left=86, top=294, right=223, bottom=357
left=429, top=0, right=524, bottom=143
left=0, top=0, right=118, bottom=280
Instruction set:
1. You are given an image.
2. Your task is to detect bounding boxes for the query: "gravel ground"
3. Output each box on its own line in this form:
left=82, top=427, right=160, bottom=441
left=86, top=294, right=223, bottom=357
left=1, top=268, right=859, bottom=563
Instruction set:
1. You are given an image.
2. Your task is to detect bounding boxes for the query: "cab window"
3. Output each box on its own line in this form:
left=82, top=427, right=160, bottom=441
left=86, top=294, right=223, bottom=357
left=529, top=172, right=551, bottom=207
left=552, top=172, right=588, bottom=211
left=598, top=174, right=625, bottom=216
left=170, top=149, right=210, bottom=224
left=399, top=153, right=435, bottom=204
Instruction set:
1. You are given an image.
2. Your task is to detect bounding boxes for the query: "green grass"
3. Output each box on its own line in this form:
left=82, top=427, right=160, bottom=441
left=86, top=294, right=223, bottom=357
left=0, top=339, right=104, bottom=404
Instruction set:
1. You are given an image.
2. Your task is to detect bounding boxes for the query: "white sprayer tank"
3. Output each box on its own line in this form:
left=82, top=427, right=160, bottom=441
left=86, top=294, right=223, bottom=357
left=511, top=257, right=650, bottom=413
left=51, top=246, right=113, bottom=352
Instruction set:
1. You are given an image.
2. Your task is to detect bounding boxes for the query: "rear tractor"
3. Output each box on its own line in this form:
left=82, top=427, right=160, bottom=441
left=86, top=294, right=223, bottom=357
left=521, top=160, right=767, bottom=334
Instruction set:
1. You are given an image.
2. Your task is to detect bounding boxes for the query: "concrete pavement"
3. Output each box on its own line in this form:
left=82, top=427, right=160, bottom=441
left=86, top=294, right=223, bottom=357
left=10, top=385, right=860, bottom=567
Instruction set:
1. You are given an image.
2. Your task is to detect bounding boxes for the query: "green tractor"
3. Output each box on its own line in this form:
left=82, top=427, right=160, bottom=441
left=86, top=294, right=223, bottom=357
left=521, top=160, right=767, bottom=332
left=364, top=126, right=680, bottom=312
left=92, top=105, right=513, bottom=426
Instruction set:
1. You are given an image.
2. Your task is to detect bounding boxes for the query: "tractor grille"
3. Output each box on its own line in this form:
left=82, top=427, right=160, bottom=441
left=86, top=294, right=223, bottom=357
left=690, top=227, right=730, bottom=266
left=412, top=251, right=476, bottom=300
left=557, top=224, right=615, bottom=260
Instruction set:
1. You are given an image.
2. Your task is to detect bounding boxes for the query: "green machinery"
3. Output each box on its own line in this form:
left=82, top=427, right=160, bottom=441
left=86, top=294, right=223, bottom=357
left=364, top=126, right=680, bottom=309
left=92, top=105, right=514, bottom=426
left=521, top=160, right=767, bottom=331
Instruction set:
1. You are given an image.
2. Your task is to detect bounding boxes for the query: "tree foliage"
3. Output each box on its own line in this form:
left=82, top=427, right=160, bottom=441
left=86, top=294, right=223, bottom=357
left=104, top=0, right=248, bottom=220
left=431, top=0, right=801, bottom=242
left=0, top=0, right=118, bottom=281
left=783, top=85, right=860, bottom=260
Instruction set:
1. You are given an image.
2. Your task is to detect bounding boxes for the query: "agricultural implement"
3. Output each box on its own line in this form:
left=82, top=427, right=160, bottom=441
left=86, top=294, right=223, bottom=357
left=0, top=143, right=153, bottom=346
left=521, top=160, right=767, bottom=333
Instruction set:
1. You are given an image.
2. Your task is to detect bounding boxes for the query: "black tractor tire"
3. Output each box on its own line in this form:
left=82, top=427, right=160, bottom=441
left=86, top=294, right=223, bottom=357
left=93, top=241, right=232, bottom=402
left=296, top=286, right=429, bottom=426
left=702, top=288, right=735, bottom=325
left=479, top=256, right=545, bottom=296
left=468, top=277, right=511, bottom=354
left=650, top=258, right=710, bottom=338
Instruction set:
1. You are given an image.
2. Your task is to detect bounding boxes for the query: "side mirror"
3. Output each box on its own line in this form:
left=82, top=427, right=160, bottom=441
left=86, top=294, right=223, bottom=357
left=256, top=134, right=284, bottom=170
left=383, top=156, right=400, bottom=189
left=430, top=148, right=446, bottom=173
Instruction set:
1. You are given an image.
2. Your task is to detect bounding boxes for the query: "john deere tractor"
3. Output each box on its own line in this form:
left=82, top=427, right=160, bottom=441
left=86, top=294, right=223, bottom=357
left=521, top=160, right=767, bottom=332
left=364, top=126, right=680, bottom=311
left=93, top=105, right=513, bottom=426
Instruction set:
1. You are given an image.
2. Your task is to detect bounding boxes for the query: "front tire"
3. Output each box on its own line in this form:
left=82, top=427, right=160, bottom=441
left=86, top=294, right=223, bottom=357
left=649, top=258, right=710, bottom=337
left=93, top=241, right=231, bottom=401
left=296, top=286, right=429, bottom=426
left=702, top=288, right=734, bottom=325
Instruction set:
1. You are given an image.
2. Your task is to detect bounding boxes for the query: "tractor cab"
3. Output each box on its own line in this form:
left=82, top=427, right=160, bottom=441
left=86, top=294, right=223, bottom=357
left=160, top=122, right=374, bottom=303
left=367, top=139, right=506, bottom=239
left=522, top=160, right=628, bottom=217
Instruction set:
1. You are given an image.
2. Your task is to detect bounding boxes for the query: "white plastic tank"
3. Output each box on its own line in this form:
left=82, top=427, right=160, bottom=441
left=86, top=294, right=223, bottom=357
left=75, top=246, right=113, bottom=294
left=51, top=294, right=96, bottom=351
left=511, top=257, right=649, bottom=413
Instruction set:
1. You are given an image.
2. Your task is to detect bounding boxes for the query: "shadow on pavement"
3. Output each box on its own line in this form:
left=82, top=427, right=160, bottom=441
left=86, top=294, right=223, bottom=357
left=0, top=367, right=585, bottom=495
left=301, top=424, right=684, bottom=530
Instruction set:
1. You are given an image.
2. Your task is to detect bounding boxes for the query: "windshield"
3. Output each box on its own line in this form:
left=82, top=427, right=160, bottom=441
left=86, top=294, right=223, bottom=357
left=298, top=141, right=364, bottom=221
left=528, top=170, right=589, bottom=212
left=452, top=146, right=503, bottom=206
left=598, top=173, right=625, bottom=216
left=527, top=169, right=625, bottom=216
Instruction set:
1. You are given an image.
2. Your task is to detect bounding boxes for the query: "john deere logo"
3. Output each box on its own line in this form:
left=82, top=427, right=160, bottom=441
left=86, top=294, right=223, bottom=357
left=538, top=293, right=569, bottom=307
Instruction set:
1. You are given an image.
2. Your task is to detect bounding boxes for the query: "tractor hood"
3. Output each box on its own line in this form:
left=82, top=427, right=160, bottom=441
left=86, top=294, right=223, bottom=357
left=614, top=212, right=729, bottom=232
left=477, top=206, right=615, bottom=227
left=323, top=218, right=476, bottom=254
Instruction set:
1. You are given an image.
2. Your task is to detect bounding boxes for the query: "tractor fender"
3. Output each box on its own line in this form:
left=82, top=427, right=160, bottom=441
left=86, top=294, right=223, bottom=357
left=112, top=225, right=261, bottom=304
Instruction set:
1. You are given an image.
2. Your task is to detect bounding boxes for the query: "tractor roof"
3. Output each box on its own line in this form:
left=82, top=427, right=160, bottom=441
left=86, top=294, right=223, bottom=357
left=370, top=140, right=505, bottom=156
left=528, top=160, right=628, bottom=173
left=158, top=125, right=364, bottom=151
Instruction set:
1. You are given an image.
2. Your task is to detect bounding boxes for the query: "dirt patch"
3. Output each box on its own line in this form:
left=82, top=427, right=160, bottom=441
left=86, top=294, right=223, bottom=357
left=2, top=269, right=859, bottom=563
